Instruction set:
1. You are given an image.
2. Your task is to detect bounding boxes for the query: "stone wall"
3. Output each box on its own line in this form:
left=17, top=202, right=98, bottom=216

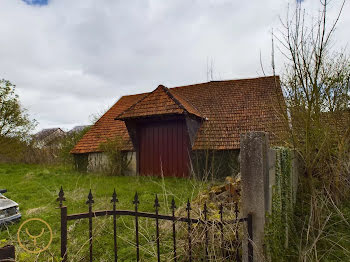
left=87, top=152, right=109, bottom=173
left=74, top=152, right=137, bottom=175
left=125, top=152, right=137, bottom=176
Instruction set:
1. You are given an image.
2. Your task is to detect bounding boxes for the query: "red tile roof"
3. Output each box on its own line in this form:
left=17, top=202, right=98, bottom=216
left=171, top=76, right=284, bottom=149
left=116, top=85, right=203, bottom=120
left=71, top=76, right=284, bottom=153
left=71, top=94, right=146, bottom=154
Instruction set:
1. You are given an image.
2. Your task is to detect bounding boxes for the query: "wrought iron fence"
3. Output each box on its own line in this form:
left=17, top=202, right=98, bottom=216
left=57, top=187, right=253, bottom=262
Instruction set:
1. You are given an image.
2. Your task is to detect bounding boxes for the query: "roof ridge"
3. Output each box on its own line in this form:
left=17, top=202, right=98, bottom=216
left=120, top=92, right=149, bottom=98
left=115, top=90, right=155, bottom=120
left=209, top=75, right=278, bottom=82
left=170, top=75, right=279, bottom=90
left=161, top=85, right=186, bottom=111
left=168, top=89, right=203, bottom=118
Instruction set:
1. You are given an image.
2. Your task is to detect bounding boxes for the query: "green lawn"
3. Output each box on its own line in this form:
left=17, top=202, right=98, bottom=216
left=0, top=163, right=208, bottom=261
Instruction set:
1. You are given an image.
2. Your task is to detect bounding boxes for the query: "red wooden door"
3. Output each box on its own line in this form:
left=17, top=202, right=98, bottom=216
left=138, top=119, right=190, bottom=177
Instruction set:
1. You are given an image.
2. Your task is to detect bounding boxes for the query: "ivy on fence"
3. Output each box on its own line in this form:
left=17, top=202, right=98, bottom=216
left=265, top=147, right=294, bottom=261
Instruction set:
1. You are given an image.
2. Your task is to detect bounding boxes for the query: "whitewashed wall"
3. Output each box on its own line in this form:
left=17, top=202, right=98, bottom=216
left=86, top=152, right=137, bottom=175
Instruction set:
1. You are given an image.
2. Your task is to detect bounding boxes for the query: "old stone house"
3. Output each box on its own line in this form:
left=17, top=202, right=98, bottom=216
left=71, top=76, right=284, bottom=177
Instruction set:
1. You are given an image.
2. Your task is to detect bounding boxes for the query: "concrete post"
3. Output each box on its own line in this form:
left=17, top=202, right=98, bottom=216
left=240, top=132, right=270, bottom=262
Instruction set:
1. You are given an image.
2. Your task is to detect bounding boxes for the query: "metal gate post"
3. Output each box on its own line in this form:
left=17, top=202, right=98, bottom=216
left=61, top=206, right=68, bottom=262
left=58, top=187, right=67, bottom=262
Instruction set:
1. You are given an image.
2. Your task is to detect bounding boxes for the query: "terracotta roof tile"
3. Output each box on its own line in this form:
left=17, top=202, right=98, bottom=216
left=170, top=76, right=284, bottom=149
left=168, top=88, right=203, bottom=118
left=72, top=76, right=284, bottom=153
left=116, top=85, right=202, bottom=119
left=70, top=93, right=146, bottom=154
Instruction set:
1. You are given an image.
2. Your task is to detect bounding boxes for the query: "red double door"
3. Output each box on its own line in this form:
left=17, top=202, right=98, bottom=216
left=138, top=119, right=190, bottom=177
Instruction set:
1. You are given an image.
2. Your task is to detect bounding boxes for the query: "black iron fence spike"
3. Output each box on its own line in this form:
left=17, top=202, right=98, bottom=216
left=171, top=197, right=176, bottom=209
left=111, top=188, right=118, bottom=203
left=86, top=189, right=94, bottom=205
left=133, top=192, right=139, bottom=205
left=57, top=186, right=66, bottom=206
left=58, top=186, right=64, bottom=198
left=89, top=190, right=93, bottom=199
left=154, top=194, right=160, bottom=209
left=186, top=198, right=191, bottom=211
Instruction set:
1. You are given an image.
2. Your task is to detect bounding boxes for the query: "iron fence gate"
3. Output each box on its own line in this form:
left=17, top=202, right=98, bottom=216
left=57, top=187, right=253, bottom=261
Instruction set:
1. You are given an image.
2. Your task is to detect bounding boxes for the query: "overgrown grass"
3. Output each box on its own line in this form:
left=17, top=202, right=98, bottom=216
left=0, top=163, right=208, bottom=261
left=266, top=179, right=350, bottom=262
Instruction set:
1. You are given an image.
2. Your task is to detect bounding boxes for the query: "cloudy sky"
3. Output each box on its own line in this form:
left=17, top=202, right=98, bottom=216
left=0, top=0, right=349, bottom=132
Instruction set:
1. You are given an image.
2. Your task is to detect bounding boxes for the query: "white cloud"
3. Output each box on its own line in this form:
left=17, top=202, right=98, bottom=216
left=0, top=0, right=348, bottom=132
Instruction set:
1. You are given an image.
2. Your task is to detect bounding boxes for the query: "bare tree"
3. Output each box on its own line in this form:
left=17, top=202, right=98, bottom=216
left=206, top=57, right=215, bottom=81
left=273, top=0, right=350, bottom=194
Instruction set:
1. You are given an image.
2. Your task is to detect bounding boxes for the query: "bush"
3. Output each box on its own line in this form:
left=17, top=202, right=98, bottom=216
left=190, top=150, right=240, bottom=181
left=98, top=136, right=132, bottom=175
left=21, top=142, right=61, bottom=165
left=59, top=127, right=90, bottom=166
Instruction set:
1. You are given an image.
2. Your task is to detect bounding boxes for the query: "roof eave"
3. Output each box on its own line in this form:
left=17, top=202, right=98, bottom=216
left=115, top=111, right=205, bottom=121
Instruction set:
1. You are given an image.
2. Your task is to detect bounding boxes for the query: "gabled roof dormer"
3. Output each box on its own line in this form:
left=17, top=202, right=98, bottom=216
left=115, top=85, right=203, bottom=120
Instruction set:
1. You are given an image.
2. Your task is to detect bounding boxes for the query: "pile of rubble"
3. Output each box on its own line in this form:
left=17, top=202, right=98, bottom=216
left=177, top=175, right=242, bottom=221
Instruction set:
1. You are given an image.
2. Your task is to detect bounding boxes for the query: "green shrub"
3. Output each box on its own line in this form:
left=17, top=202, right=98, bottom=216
left=98, top=136, right=132, bottom=175
left=190, top=150, right=240, bottom=181
left=59, top=127, right=90, bottom=166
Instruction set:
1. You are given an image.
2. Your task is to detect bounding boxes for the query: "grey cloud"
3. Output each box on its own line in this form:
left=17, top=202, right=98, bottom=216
left=0, top=0, right=348, bottom=131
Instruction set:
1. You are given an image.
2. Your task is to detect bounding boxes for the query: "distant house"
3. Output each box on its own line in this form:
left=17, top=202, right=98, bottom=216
left=67, top=125, right=91, bottom=135
left=33, top=128, right=66, bottom=148
left=71, top=76, right=285, bottom=177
